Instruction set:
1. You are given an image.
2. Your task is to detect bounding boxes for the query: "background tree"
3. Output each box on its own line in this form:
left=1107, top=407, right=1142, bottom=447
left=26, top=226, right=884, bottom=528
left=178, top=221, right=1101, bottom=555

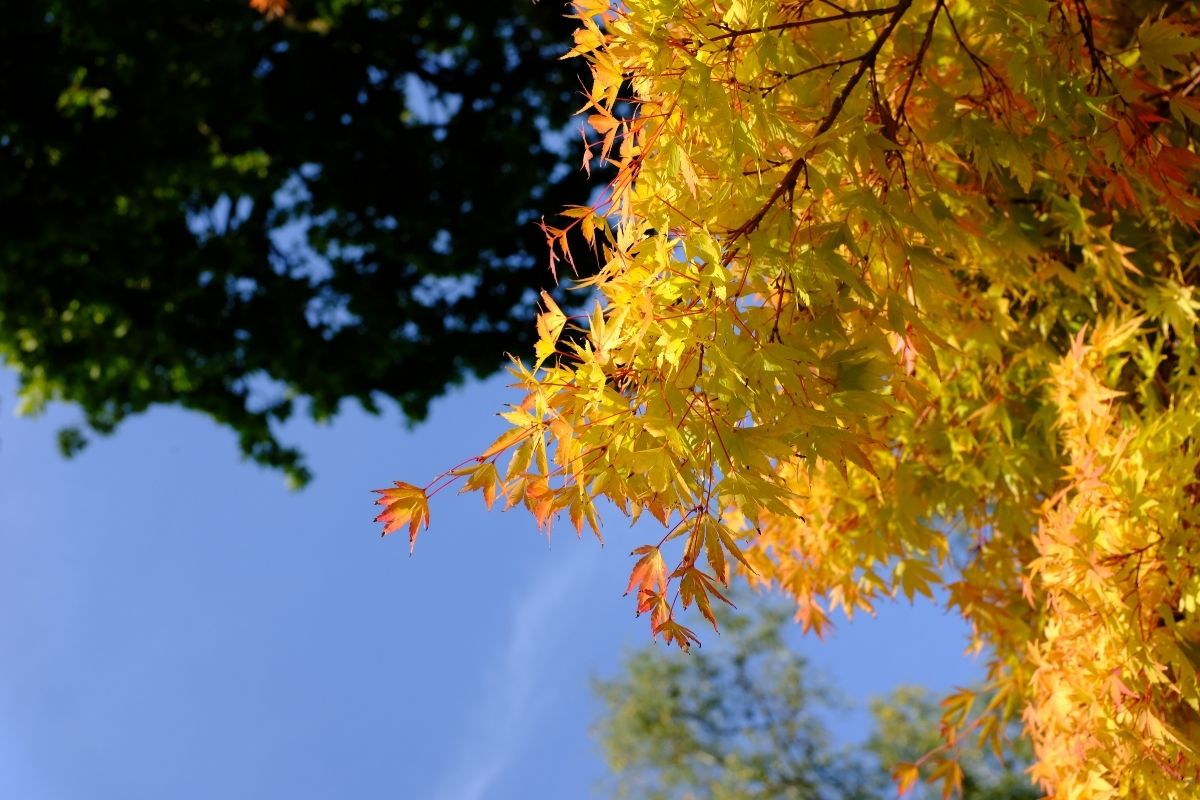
left=867, top=687, right=1037, bottom=800
left=381, top=0, right=1200, bottom=795
left=0, top=0, right=592, bottom=485
left=594, top=597, right=1037, bottom=800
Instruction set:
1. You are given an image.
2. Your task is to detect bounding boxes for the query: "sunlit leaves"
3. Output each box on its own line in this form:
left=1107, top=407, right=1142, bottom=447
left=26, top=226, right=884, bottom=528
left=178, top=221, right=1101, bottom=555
left=379, top=0, right=1200, bottom=796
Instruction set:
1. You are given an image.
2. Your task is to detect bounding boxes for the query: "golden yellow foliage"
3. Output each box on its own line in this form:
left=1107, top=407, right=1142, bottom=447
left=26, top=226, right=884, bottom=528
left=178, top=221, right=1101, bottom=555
left=381, top=1, right=1200, bottom=795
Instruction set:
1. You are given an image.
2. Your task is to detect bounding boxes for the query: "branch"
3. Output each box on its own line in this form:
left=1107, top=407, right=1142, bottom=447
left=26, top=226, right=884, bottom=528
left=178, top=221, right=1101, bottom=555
left=709, top=3, right=901, bottom=43
left=896, top=0, right=943, bottom=126
left=1069, top=0, right=1113, bottom=92
left=941, top=1, right=1004, bottom=96
left=727, top=0, right=915, bottom=242
left=761, top=52, right=870, bottom=98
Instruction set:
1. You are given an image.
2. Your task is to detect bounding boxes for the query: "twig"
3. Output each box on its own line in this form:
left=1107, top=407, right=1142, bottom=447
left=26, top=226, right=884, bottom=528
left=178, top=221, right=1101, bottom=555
left=727, top=0, right=915, bottom=242
left=709, top=3, right=901, bottom=43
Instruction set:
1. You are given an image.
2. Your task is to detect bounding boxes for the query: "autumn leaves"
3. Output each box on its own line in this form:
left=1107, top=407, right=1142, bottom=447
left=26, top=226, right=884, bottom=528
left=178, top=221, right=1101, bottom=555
left=377, top=2, right=1200, bottom=794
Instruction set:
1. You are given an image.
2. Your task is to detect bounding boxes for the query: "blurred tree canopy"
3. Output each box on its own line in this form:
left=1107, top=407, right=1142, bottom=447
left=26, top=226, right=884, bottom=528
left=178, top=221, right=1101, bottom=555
left=593, top=599, right=1038, bottom=800
left=0, top=0, right=591, bottom=485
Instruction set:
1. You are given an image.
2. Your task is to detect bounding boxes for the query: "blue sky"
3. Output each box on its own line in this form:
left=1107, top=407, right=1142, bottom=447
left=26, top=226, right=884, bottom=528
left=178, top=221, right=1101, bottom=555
left=0, top=366, right=984, bottom=799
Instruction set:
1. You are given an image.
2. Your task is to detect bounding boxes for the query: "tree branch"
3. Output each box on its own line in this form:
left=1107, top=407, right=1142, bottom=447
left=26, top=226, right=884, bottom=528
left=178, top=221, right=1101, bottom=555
left=1069, top=0, right=1113, bottom=92
left=896, top=0, right=943, bottom=127
left=728, top=0, right=915, bottom=243
left=709, top=3, right=902, bottom=43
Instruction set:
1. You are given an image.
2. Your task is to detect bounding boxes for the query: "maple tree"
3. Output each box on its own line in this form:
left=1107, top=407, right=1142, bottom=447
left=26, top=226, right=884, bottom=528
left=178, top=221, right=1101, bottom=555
left=377, top=0, right=1200, bottom=796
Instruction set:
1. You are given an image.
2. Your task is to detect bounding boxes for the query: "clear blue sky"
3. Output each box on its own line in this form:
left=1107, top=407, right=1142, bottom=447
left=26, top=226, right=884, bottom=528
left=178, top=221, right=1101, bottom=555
left=1, top=366, right=983, bottom=799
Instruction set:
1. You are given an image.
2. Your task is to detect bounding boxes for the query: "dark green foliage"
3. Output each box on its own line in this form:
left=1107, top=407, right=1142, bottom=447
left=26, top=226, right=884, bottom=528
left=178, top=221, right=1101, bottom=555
left=0, top=0, right=592, bottom=485
left=593, top=597, right=1039, bottom=800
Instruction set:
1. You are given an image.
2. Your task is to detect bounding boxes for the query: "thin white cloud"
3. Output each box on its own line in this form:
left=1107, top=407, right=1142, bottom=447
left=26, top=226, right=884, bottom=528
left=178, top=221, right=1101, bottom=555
left=433, top=547, right=593, bottom=800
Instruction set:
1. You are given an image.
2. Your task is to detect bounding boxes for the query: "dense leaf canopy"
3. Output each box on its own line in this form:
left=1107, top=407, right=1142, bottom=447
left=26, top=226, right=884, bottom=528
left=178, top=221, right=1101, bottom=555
left=382, top=0, right=1200, bottom=795
left=0, top=0, right=591, bottom=484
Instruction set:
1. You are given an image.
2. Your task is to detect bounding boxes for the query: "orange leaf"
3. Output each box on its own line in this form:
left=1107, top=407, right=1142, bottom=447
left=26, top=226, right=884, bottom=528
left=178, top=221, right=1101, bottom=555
left=928, top=758, right=964, bottom=800
left=568, top=491, right=603, bottom=542
left=373, top=481, right=430, bottom=554
left=625, top=545, right=667, bottom=598
left=523, top=477, right=556, bottom=532
left=460, top=460, right=501, bottom=511
left=249, top=0, right=288, bottom=18
left=678, top=566, right=733, bottom=630
left=653, top=617, right=701, bottom=651
left=587, top=113, right=620, bottom=135
left=892, top=763, right=920, bottom=796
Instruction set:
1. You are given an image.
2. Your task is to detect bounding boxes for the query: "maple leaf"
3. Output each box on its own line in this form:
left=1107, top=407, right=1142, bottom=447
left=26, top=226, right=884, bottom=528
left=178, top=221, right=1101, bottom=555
left=373, top=481, right=430, bottom=555
left=652, top=617, right=701, bottom=652
left=676, top=565, right=733, bottom=630
left=1138, top=18, right=1200, bottom=77
left=892, top=763, right=920, bottom=797
left=459, top=460, right=501, bottom=511
left=534, top=290, right=568, bottom=368
left=522, top=476, right=556, bottom=533
left=249, top=0, right=288, bottom=19
left=625, top=545, right=666, bottom=602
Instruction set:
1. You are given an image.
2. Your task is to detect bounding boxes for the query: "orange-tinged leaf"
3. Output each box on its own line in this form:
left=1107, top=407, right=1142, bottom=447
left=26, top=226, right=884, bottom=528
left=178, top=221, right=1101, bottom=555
left=940, top=687, right=977, bottom=727
left=587, top=113, right=620, bottom=135
left=461, top=460, right=501, bottom=510
left=249, top=0, right=288, bottom=18
left=373, top=481, right=430, bottom=554
left=677, top=566, right=733, bottom=630
left=895, top=558, right=939, bottom=602
left=524, top=476, right=556, bottom=532
left=928, top=758, right=964, bottom=800
left=558, top=205, right=594, bottom=220
left=569, top=490, right=603, bottom=542
left=795, top=597, right=831, bottom=638
left=626, top=545, right=667, bottom=598
left=647, top=496, right=671, bottom=526
left=653, top=617, right=701, bottom=651
left=1139, top=18, right=1200, bottom=76
left=892, top=763, right=920, bottom=796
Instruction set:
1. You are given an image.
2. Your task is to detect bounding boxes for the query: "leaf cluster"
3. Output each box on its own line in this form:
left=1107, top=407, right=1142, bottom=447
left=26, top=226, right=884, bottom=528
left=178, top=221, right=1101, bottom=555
left=386, top=0, right=1200, bottom=794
